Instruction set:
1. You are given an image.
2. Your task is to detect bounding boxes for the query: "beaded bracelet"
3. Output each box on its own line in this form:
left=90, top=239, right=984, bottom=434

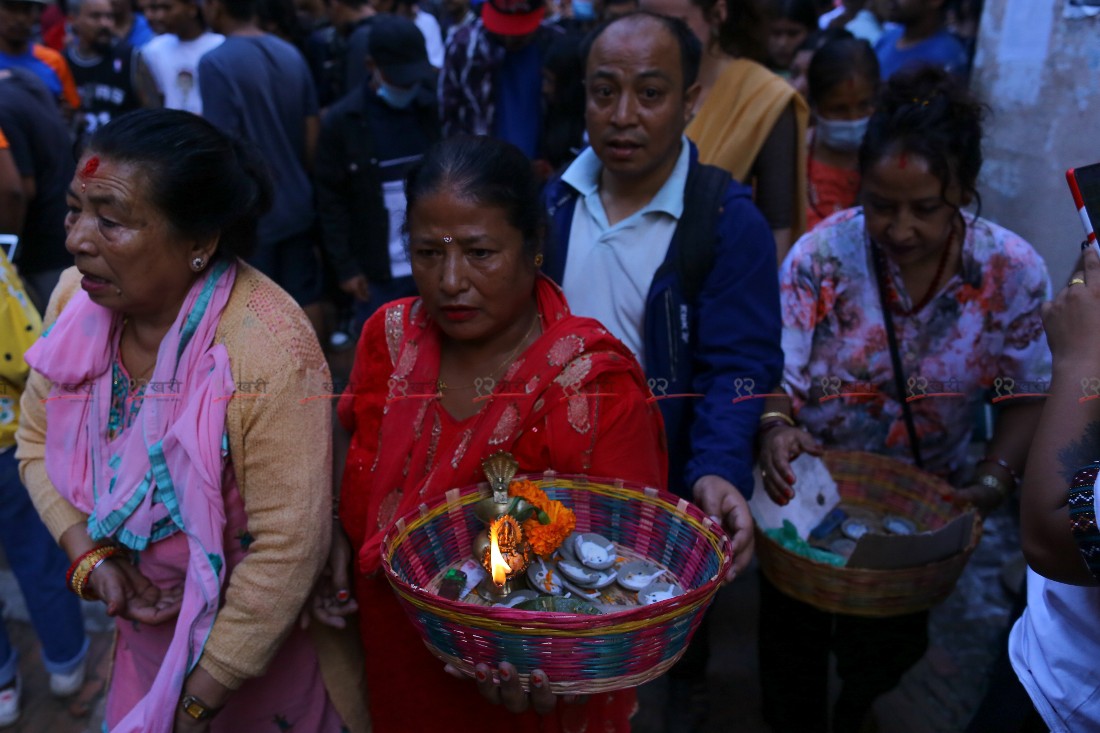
left=1069, top=462, right=1100, bottom=582
left=66, top=545, right=123, bottom=601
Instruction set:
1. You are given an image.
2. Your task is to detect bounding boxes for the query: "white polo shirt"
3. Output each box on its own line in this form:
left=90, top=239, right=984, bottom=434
left=559, top=138, right=691, bottom=368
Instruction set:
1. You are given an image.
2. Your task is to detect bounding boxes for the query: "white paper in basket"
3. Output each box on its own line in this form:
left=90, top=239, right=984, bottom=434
left=749, top=453, right=840, bottom=538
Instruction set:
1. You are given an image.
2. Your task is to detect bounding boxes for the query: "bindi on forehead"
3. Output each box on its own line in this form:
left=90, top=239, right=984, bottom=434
left=79, top=155, right=100, bottom=192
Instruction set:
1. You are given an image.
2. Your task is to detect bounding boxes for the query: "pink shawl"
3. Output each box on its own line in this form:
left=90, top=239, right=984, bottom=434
left=24, top=260, right=237, bottom=733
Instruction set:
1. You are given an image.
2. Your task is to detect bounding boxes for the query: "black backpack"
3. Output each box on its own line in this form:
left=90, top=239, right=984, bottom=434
left=670, top=162, right=732, bottom=302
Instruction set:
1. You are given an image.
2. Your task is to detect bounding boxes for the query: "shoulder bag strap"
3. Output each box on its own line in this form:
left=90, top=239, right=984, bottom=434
left=870, top=243, right=924, bottom=469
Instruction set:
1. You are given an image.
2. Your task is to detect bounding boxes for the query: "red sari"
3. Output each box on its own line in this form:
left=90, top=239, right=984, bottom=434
left=338, top=277, right=668, bottom=732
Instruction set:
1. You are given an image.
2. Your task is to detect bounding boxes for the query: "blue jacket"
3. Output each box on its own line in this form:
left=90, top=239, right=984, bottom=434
left=543, top=144, right=783, bottom=499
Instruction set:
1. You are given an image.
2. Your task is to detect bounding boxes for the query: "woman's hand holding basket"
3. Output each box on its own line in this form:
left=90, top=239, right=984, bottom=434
left=758, top=425, right=823, bottom=505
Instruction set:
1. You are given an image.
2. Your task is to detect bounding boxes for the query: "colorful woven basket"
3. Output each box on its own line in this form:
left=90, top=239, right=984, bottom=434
left=755, top=451, right=982, bottom=618
left=381, top=472, right=733, bottom=694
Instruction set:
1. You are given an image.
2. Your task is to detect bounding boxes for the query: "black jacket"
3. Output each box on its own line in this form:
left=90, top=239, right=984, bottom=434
left=315, top=86, right=439, bottom=283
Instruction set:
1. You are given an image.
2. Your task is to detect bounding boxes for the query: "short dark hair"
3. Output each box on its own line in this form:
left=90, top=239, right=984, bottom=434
left=689, top=0, right=767, bottom=64
left=404, top=136, right=545, bottom=257
left=859, top=66, right=986, bottom=206
left=807, top=34, right=879, bottom=107
left=87, top=109, right=273, bottom=260
left=581, top=11, right=702, bottom=90
left=219, top=0, right=257, bottom=21
left=766, top=0, right=818, bottom=32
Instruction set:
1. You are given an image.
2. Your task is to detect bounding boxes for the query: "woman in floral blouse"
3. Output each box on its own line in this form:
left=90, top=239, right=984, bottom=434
left=755, top=67, right=1051, bottom=733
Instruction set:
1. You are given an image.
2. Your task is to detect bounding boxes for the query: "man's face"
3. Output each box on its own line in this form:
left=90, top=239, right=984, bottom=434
left=200, top=0, right=225, bottom=33
left=144, top=0, right=193, bottom=34
left=0, top=0, right=41, bottom=51
left=441, top=0, right=468, bottom=20
left=487, top=29, right=537, bottom=52
left=72, top=0, right=117, bottom=52
left=584, top=16, right=697, bottom=189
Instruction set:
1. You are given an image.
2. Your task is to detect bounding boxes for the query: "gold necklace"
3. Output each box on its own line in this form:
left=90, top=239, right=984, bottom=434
left=437, top=313, right=540, bottom=393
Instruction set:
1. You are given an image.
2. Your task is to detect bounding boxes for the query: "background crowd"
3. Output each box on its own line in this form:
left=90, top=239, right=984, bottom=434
left=7, top=0, right=1100, bottom=732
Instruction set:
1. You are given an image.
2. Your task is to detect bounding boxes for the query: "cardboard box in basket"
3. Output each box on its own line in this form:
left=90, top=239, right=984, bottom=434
left=751, top=454, right=975, bottom=570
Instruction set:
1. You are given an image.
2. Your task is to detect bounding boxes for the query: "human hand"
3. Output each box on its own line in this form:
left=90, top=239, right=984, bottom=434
left=1043, top=246, right=1100, bottom=368
left=954, top=481, right=1005, bottom=518
left=339, top=274, right=371, bottom=302
left=443, top=662, right=584, bottom=714
left=86, top=556, right=182, bottom=625
left=758, top=425, right=823, bottom=505
left=301, top=521, right=359, bottom=629
left=693, top=474, right=755, bottom=580
left=173, top=667, right=228, bottom=733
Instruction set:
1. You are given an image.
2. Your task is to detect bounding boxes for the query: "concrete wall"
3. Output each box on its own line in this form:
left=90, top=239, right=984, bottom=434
left=972, top=0, right=1099, bottom=285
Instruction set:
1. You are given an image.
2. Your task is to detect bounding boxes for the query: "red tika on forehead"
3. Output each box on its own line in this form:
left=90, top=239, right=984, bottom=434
left=80, top=156, right=100, bottom=179
left=897, top=151, right=908, bottom=170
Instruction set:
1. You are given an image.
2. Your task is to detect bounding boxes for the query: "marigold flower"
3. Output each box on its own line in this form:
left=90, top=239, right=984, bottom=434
left=509, top=480, right=576, bottom=557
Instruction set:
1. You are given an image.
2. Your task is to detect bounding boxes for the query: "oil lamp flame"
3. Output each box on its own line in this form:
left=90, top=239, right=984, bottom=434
left=481, top=514, right=529, bottom=590
left=489, top=518, right=510, bottom=586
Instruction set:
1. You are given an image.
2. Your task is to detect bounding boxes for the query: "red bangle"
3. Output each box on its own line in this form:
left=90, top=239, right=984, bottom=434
left=65, top=546, right=100, bottom=588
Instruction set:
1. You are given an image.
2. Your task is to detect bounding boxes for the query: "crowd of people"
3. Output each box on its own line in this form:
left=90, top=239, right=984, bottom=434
left=0, top=0, right=1096, bottom=731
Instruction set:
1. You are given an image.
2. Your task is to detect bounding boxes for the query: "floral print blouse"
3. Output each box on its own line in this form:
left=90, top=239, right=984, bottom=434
left=780, top=208, right=1052, bottom=477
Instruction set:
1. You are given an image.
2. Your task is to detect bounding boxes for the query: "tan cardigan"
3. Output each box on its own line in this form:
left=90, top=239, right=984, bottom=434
left=16, top=264, right=370, bottom=733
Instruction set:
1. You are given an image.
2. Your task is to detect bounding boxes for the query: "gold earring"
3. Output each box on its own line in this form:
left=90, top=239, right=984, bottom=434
left=534, top=253, right=544, bottom=267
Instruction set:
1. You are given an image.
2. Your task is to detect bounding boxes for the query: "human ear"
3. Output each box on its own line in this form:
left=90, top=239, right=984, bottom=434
left=683, top=82, right=701, bottom=123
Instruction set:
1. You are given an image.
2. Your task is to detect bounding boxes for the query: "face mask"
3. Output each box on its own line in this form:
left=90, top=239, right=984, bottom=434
left=816, top=114, right=870, bottom=153
left=572, top=0, right=595, bottom=19
left=378, top=81, right=418, bottom=109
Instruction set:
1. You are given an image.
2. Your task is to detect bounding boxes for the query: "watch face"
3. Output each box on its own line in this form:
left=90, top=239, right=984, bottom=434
left=182, top=696, right=210, bottom=720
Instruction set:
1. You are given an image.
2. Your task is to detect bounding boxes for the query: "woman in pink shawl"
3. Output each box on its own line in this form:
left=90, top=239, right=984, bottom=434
left=15, top=110, right=367, bottom=733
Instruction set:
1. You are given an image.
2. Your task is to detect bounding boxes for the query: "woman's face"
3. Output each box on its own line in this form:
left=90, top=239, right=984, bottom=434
left=788, top=47, right=812, bottom=98
left=861, top=150, right=963, bottom=269
left=814, top=73, right=876, bottom=120
left=639, top=0, right=713, bottom=50
left=768, top=18, right=809, bottom=70
left=408, top=185, right=538, bottom=345
left=65, top=154, right=213, bottom=321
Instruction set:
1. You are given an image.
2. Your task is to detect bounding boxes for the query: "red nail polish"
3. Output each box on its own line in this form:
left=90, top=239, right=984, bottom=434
left=532, top=673, right=544, bottom=689
left=500, top=668, right=512, bottom=682
left=475, top=669, right=487, bottom=682
left=335, top=589, right=350, bottom=603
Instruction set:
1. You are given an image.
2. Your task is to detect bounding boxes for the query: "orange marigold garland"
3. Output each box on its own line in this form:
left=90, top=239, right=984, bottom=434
left=509, top=480, right=576, bottom=557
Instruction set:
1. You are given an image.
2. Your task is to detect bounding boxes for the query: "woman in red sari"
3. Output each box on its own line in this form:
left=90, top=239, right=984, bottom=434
left=326, top=136, right=668, bottom=732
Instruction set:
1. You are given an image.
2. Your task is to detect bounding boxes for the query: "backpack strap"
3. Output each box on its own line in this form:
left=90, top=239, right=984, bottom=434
left=672, top=163, right=732, bottom=302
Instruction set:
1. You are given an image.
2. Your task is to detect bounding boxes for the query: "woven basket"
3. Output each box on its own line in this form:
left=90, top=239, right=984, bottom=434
left=755, top=451, right=982, bottom=618
left=381, top=472, right=733, bottom=694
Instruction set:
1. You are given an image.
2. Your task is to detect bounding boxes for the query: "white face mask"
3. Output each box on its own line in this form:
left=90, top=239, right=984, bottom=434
left=816, top=114, right=870, bottom=153
left=378, top=81, right=418, bottom=109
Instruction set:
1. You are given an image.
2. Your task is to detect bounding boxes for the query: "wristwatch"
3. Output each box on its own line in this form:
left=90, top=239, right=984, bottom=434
left=180, top=694, right=219, bottom=721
